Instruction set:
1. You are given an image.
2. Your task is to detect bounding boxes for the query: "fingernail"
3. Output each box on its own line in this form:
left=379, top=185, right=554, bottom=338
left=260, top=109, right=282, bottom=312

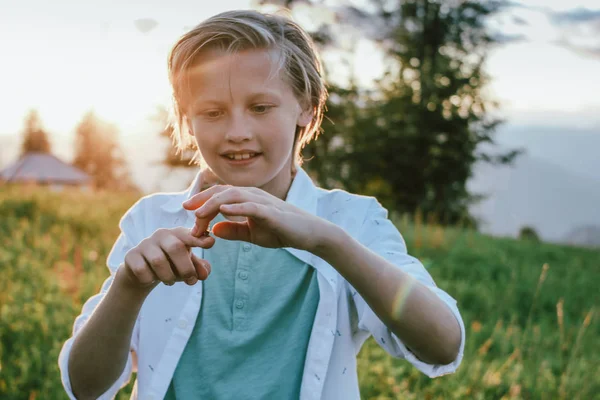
left=185, top=277, right=198, bottom=285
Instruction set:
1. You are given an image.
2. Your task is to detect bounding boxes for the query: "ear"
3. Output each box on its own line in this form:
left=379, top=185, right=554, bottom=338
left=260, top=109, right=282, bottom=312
left=297, top=107, right=313, bottom=128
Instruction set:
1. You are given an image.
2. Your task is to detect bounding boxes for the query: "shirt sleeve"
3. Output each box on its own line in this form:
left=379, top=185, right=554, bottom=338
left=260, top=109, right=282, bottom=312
left=58, top=203, right=144, bottom=399
left=349, top=198, right=466, bottom=378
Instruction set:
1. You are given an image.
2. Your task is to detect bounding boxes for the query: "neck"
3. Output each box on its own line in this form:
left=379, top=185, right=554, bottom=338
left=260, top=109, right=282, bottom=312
left=260, top=163, right=297, bottom=201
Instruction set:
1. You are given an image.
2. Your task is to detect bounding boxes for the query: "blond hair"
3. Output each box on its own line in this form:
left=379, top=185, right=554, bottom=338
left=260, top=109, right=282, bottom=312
left=167, top=9, right=328, bottom=169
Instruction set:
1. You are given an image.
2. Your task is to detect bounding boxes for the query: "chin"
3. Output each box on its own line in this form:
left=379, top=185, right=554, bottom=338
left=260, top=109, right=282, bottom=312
left=218, top=172, right=264, bottom=188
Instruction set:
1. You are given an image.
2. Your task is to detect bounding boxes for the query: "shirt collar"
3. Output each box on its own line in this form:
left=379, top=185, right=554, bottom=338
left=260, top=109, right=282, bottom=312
left=160, top=164, right=319, bottom=217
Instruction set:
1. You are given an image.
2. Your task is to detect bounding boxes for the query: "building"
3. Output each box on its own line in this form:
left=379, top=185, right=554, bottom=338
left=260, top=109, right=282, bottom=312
left=0, top=152, right=91, bottom=190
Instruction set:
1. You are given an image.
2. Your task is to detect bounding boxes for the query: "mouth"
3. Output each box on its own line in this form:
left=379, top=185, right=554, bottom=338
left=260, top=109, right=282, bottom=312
left=221, top=152, right=262, bottom=165
left=222, top=152, right=261, bottom=161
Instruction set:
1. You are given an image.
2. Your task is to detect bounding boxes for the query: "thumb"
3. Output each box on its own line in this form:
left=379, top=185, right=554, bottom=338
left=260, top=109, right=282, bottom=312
left=212, top=221, right=251, bottom=242
left=191, top=253, right=211, bottom=280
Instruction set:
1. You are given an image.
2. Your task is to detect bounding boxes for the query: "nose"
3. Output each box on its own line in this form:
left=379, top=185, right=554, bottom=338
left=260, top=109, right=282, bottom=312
left=224, top=112, right=252, bottom=142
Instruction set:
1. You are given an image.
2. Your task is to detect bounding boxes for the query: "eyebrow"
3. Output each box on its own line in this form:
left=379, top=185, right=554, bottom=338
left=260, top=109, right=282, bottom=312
left=192, top=91, right=281, bottom=108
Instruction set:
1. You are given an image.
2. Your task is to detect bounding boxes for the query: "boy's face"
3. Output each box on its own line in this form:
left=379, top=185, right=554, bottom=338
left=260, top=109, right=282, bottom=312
left=186, top=48, right=311, bottom=199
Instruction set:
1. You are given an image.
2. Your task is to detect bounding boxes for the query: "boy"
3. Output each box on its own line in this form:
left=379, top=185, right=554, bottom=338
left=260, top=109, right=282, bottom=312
left=59, top=10, right=464, bottom=399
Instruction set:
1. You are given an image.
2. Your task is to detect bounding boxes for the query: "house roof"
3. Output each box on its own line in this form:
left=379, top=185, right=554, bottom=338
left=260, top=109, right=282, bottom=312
left=0, top=152, right=91, bottom=185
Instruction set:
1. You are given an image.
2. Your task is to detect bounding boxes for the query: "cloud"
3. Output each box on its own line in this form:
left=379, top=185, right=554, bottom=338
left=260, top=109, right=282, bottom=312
left=555, top=38, right=600, bottom=59
left=503, top=1, right=529, bottom=9
left=493, top=32, right=528, bottom=44
left=134, top=18, right=158, bottom=34
left=502, top=1, right=545, bottom=13
left=512, top=15, right=529, bottom=26
left=543, top=7, right=600, bottom=60
left=550, top=7, right=600, bottom=25
left=334, top=5, right=391, bottom=42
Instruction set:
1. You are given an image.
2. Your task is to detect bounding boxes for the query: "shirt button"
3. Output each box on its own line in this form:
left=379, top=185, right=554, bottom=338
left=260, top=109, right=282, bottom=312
left=238, top=271, right=248, bottom=280
left=235, top=300, right=245, bottom=309
left=177, top=319, right=188, bottom=329
left=242, top=243, right=251, bottom=252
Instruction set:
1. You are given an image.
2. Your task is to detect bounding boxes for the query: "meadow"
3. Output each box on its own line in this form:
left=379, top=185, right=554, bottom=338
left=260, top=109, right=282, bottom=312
left=0, top=187, right=598, bottom=399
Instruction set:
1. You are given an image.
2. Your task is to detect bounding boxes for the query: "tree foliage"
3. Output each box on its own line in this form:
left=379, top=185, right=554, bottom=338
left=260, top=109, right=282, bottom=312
left=261, top=0, right=521, bottom=225
left=73, top=111, right=136, bottom=191
left=20, top=110, right=51, bottom=156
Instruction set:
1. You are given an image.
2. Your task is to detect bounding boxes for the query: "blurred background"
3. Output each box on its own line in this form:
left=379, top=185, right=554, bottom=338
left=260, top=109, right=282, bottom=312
left=0, top=0, right=598, bottom=399
left=1, top=0, right=599, bottom=244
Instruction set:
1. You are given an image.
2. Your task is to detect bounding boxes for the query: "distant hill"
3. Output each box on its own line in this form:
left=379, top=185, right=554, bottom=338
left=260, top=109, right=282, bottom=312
left=494, top=124, right=600, bottom=183
left=564, top=225, right=600, bottom=248
left=467, top=123, right=600, bottom=245
left=468, top=153, right=600, bottom=244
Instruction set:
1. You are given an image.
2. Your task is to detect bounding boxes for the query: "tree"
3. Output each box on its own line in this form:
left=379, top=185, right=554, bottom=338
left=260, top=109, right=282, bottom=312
left=365, top=0, right=521, bottom=224
left=20, top=110, right=51, bottom=156
left=259, top=0, right=521, bottom=225
left=73, top=111, right=136, bottom=191
left=519, top=226, right=540, bottom=242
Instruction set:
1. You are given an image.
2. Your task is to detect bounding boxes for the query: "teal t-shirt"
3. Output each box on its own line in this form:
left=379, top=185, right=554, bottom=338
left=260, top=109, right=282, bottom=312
left=164, top=214, right=320, bottom=399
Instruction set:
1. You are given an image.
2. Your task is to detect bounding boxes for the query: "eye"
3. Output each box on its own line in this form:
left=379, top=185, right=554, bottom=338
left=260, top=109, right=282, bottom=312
left=251, top=104, right=273, bottom=114
left=202, top=110, right=223, bottom=119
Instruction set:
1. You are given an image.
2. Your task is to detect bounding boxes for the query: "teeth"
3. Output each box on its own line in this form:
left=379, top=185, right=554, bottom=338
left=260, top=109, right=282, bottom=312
left=227, top=153, right=256, bottom=160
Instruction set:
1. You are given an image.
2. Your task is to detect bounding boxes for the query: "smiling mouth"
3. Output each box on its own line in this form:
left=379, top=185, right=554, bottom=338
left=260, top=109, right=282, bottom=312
left=222, top=152, right=261, bottom=161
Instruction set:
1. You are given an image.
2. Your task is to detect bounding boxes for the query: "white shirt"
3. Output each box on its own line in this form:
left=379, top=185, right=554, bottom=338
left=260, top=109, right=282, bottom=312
left=58, top=167, right=465, bottom=400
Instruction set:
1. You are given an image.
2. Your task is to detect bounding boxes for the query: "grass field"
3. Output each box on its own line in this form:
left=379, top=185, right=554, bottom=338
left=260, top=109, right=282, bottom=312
left=0, top=187, right=598, bottom=399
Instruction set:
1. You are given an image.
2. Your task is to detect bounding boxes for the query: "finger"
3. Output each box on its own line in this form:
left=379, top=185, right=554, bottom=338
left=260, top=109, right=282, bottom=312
left=160, top=236, right=198, bottom=282
left=172, top=227, right=216, bottom=248
left=212, top=220, right=251, bottom=242
left=190, top=208, right=220, bottom=238
left=143, top=246, right=177, bottom=285
left=182, top=185, right=229, bottom=211
left=124, top=251, right=158, bottom=287
left=219, top=202, right=269, bottom=221
left=194, top=187, right=267, bottom=218
left=191, top=253, right=212, bottom=280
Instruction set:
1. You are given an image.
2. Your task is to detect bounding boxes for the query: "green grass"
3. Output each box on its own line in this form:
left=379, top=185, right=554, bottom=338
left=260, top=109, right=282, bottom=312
left=0, top=187, right=598, bottom=399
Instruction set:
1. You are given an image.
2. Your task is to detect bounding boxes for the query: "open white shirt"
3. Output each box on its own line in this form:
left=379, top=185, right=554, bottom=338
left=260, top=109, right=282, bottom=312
left=58, top=166, right=465, bottom=399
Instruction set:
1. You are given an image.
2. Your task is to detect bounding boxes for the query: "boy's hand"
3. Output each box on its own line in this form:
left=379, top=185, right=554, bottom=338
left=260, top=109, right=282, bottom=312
left=182, top=185, right=335, bottom=252
left=117, top=227, right=215, bottom=294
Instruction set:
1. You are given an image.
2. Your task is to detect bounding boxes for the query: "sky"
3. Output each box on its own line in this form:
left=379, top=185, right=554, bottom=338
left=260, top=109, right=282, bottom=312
left=0, top=0, right=259, bottom=138
left=0, top=0, right=599, bottom=175
left=0, top=0, right=599, bottom=135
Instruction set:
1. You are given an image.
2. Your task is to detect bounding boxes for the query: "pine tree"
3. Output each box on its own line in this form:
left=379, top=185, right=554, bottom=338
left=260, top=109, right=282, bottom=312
left=73, top=111, right=135, bottom=191
left=260, top=0, right=521, bottom=225
left=20, top=110, right=51, bottom=156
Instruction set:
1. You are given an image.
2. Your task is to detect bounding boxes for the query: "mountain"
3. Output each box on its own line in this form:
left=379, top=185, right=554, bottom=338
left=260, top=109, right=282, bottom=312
left=493, top=124, right=600, bottom=183
left=468, top=153, right=600, bottom=244
left=563, top=225, right=600, bottom=248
